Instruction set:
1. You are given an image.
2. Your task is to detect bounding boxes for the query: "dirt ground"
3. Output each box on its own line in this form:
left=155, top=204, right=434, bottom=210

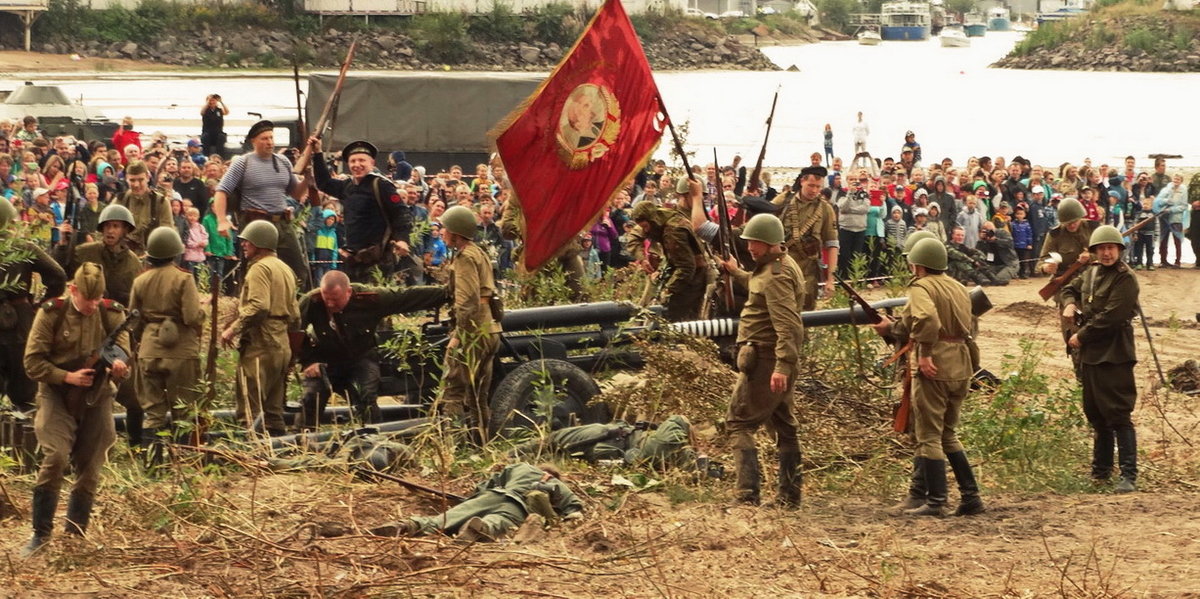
left=1, top=271, right=1199, bottom=598
left=0, top=51, right=168, bottom=74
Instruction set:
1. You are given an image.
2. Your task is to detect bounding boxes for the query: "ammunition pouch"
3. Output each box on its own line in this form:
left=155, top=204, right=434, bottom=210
left=487, top=294, right=504, bottom=322
left=154, top=318, right=180, bottom=349
left=798, top=233, right=821, bottom=258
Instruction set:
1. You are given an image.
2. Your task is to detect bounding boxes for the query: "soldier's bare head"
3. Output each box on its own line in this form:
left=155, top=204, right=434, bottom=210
left=320, top=271, right=352, bottom=313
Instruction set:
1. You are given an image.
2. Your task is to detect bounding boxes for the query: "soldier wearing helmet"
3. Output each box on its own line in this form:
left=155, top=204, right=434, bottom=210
left=1039, top=197, right=1101, bottom=370
left=52, top=202, right=146, bottom=447
left=870, top=237, right=982, bottom=518
left=718, top=213, right=804, bottom=507
left=0, top=198, right=67, bottom=412
left=629, top=200, right=708, bottom=321
left=438, top=205, right=502, bottom=442
left=1061, top=225, right=1140, bottom=493
left=128, top=227, right=204, bottom=466
left=220, top=220, right=300, bottom=436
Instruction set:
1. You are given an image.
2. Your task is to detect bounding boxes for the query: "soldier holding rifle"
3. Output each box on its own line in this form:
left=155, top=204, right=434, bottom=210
left=1039, top=198, right=1099, bottom=371
left=772, top=166, right=837, bottom=311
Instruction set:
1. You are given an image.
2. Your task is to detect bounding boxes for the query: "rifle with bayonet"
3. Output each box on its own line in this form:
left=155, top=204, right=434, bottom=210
left=833, top=273, right=883, bottom=324
left=292, top=40, right=357, bottom=175
left=1038, top=215, right=1154, bottom=301
left=63, top=309, right=140, bottom=408
left=713, top=148, right=736, bottom=311
left=354, top=466, right=468, bottom=504
left=745, top=87, right=779, bottom=197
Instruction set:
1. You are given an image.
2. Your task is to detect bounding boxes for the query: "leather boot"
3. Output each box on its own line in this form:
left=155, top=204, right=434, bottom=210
left=143, top=428, right=167, bottom=472
left=21, top=486, right=59, bottom=558
left=771, top=449, right=802, bottom=509
left=888, top=457, right=927, bottom=515
left=946, top=451, right=985, bottom=516
left=1091, top=427, right=1115, bottom=482
left=125, top=408, right=144, bottom=449
left=905, top=458, right=948, bottom=517
left=1114, top=426, right=1137, bottom=493
left=64, top=490, right=95, bottom=536
left=733, top=448, right=761, bottom=505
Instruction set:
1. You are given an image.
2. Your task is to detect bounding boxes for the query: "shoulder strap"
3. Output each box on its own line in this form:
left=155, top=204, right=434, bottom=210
left=371, top=175, right=392, bottom=247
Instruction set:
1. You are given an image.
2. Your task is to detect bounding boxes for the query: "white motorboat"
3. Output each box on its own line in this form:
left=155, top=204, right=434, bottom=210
left=940, top=23, right=970, bottom=47
left=858, top=28, right=883, bottom=45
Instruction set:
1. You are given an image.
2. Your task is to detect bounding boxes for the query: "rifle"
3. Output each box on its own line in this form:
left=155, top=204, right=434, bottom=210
left=1038, top=216, right=1154, bottom=301
left=745, top=87, right=779, bottom=197
left=65, top=309, right=140, bottom=408
left=292, top=40, right=357, bottom=175
left=833, top=274, right=882, bottom=324
left=882, top=339, right=914, bottom=433
left=713, top=148, right=736, bottom=311
left=354, top=467, right=467, bottom=504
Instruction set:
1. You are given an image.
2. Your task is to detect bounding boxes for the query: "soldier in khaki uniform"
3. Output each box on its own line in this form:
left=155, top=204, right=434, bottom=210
left=22, top=263, right=130, bottom=556
left=1062, top=225, right=1140, bottom=493
left=630, top=201, right=708, bottom=321
left=112, top=160, right=173, bottom=253
left=773, top=166, right=839, bottom=311
left=499, top=192, right=585, bottom=302
left=439, top=206, right=501, bottom=441
left=719, top=214, right=805, bottom=507
left=872, top=238, right=982, bottom=517
left=1039, top=198, right=1100, bottom=370
left=129, top=227, right=204, bottom=462
left=0, top=198, right=66, bottom=412
left=220, top=220, right=300, bottom=436
left=53, top=203, right=146, bottom=447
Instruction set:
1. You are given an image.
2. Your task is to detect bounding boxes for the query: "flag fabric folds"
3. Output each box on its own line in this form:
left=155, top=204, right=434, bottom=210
left=491, top=0, right=665, bottom=272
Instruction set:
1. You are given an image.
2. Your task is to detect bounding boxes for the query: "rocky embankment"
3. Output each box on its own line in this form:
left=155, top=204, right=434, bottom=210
left=36, top=22, right=780, bottom=71
left=993, top=13, right=1200, bottom=72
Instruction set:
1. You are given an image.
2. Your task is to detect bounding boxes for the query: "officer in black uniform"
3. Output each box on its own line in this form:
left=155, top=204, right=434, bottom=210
left=0, top=198, right=67, bottom=412
left=307, top=138, right=414, bottom=283
left=297, top=270, right=447, bottom=427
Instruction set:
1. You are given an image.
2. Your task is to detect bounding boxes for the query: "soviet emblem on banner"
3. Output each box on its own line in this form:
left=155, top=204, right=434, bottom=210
left=556, top=84, right=621, bottom=170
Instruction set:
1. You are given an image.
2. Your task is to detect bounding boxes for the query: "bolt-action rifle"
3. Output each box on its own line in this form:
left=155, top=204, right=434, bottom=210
left=1039, top=216, right=1154, bottom=301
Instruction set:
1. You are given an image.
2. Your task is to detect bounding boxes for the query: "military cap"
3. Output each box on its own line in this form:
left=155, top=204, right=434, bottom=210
left=72, top=262, right=106, bottom=300
left=630, top=201, right=659, bottom=223
left=798, top=165, right=827, bottom=180
left=341, top=140, right=378, bottom=164
left=247, top=119, right=274, bottom=140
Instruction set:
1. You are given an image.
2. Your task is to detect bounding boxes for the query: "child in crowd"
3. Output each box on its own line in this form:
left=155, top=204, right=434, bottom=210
left=906, top=207, right=929, bottom=238
left=1011, top=205, right=1034, bottom=279
left=183, top=207, right=208, bottom=279
left=884, top=205, right=908, bottom=253
left=991, top=201, right=1012, bottom=234
left=1130, top=195, right=1157, bottom=270
left=76, top=183, right=104, bottom=243
left=424, top=223, right=448, bottom=283
left=26, top=187, right=54, bottom=247
left=823, top=124, right=834, bottom=167
left=202, top=196, right=235, bottom=294
left=312, top=209, right=340, bottom=282
left=582, top=234, right=601, bottom=280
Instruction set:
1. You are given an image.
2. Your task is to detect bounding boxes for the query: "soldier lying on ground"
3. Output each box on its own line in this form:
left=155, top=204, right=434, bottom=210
left=368, top=462, right=582, bottom=542
left=508, top=415, right=710, bottom=473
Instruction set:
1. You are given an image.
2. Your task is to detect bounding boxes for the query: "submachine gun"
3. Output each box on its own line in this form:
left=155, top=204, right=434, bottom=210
left=64, top=309, right=140, bottom=409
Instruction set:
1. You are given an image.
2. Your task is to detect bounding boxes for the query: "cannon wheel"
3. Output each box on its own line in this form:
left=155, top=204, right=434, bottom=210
left=488, top=359, right=608, bottom=438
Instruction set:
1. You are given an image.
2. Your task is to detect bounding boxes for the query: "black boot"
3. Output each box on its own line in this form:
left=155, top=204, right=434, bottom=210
left=905, top=458, right=948, bottom=517
left=771, top=449, right=802, bottom=509
left=64, top=490, right=95, bottom=536
left=734, top=448, right=761, bottom=505
left=143, top=428, right=168, bottom=472
left=125, top=407, right=144, bottom=449
left=1091, top=427, right=1115, bottom=482
left=21, top=486, right=59, bottom=558
left=1115, top=426, right=1137, bottom=493
left=946, top=451, right=985, bottom=516
left=888, top=457, right=927, bottom=515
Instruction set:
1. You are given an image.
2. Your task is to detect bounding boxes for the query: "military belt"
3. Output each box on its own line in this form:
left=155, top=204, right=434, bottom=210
left=241, top=209, right=291, bottom=224
left=738, top=340, right=776, bottom=357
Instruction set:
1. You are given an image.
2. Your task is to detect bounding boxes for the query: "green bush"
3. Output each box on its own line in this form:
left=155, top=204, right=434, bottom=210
left=1172, top=25, right=1195, bottom=51
left=1011, top=19, right=1072, bottom=55
left=1123, top=26, right=1156, bottom=52
left=468, top=1, right=524, bottom=42
left=411, top=11, right=472, bottom=64
left=528, top=2, right=581, bottom=47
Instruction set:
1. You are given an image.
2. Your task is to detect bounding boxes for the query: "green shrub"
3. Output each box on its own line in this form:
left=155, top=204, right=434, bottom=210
left=468, top=1, right=524, bottom=42
left=1172, top=25, right=1195, bottom=51
left=411, top=11, right=472, bottom=64
left=528, top=2, right=581, bottom=47
left=1124, top=26, right=1156, bottom=52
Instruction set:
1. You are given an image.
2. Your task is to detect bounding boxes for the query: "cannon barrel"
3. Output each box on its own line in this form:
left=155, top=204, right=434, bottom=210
left=423, top=301, right=643, bottom=337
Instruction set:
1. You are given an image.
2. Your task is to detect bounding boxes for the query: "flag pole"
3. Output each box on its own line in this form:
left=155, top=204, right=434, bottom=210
left=656, top=95, right=696, bottom=181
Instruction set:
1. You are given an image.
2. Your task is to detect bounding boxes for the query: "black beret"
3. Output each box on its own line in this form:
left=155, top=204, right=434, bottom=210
left=247, top=120, right=274, bottom=140
left=341, top=140, right=378, bottom=163
left=798, top=165, right=827, bottom=179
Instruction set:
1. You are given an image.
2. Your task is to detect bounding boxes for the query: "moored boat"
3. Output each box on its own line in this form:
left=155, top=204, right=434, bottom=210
left=987, top=5, right=1011, bottom=31
left=940, top=23, right=970, bottom=47
left=858, top=28, right=883, bottom=45
left=964, top=11, right=987, bottom=36
left=880, top=1, right=932, bottom=41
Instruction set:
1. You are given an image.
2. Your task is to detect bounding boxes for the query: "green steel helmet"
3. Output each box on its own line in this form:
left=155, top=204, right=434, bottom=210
left=0, top=197, right=16, bottom=229
left=238, top=220, right=278, bottom=250
left=739, top=213, right=784, bottom=245
left=440, top=205, right=478, bottom=239
left=1057, top=198, right=1086, bottom=223
left=629, top=200, right=658, bottom=223
left=1088, top=224, right=1126, bottom=250
left=903, top=230, right=938, bottom=255
left=146, top=226, right=185, bottom=259
left=907, top=237, right=948, bottom=271
left=98, top=203, right=135, bottom=229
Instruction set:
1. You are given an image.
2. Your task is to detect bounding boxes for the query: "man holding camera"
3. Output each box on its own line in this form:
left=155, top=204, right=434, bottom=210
left=975, top=220, right=1018, bottom=285
left=200, top=94, right=229, bottom=158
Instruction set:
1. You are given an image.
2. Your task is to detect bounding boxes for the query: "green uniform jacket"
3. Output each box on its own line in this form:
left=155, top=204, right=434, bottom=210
left=24, top=297, right=130, bottom=386
left=0, top=238, right=66, bottom=304
left=891, top=273, right=972, bottom=382
left=731, top=250, right=804, bottom=377
left=233, top=252, right=299, bottom=355
left=642, top=206, right=706, bottom=302
left=473, top=462, right=582, bottom=516
left=1062, top=262, right=1139, bottom=365
left=1039, top=220, right=1101, bottom=276
left=57, top=241, right=142, bottom=306
left=773, top=191, right=838, bottom=267
left=114, top=190, right=173, bottom=251
left=129, top=264, right=204, bottom=359
left=449, top=242, right=499, bottom=338
left=297, top=283, right=447, bottom=367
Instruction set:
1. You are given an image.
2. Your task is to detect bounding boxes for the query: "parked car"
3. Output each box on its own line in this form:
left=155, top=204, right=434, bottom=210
left=719, top=9, right=747, bottom=18
left=684, top=7, right=719, bottom=18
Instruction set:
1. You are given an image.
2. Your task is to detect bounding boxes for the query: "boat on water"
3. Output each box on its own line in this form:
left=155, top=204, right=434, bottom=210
left=987, top=6, right=1011, bottom=31
left=964, top=11, right=987, bottom=36
left=1036, top=6, right=1087, bottom=25
left=940, top=23, right=970, bottom=47
left=0, top=82, right=118, bottom=143
left=858, top=28, right=883, bottom=45
left=881, top=1, right=932, bottom=41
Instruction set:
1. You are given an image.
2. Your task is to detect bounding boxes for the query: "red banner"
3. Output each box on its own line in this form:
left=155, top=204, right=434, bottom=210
left=491, top=0, right=665, bottom=272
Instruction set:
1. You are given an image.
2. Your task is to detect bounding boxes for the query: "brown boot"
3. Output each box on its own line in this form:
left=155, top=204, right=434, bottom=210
left=368, top=520, right=419, bottom=537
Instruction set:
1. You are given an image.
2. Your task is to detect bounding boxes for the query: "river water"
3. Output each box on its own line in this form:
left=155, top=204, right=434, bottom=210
left=14, top=31, right=1200, bottom=169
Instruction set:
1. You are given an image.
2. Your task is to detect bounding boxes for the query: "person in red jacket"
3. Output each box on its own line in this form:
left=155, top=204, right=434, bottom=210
left=111, top=116, right=142, bottom=166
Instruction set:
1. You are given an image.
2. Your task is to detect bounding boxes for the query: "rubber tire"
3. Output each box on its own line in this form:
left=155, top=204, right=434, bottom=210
left=488, top=359, right=605, bottom=438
